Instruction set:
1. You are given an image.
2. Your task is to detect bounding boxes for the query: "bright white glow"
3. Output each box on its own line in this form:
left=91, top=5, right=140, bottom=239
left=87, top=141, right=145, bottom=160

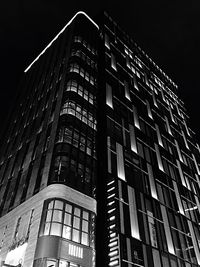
left=154, top=143, right=164, bottom=172
left=110, top=233, right=116, bottom=238
left=108, top=208, right=116, bottom=213
left=173, top=180, right=184, bottom=215
left=129, top=124, right=138, bottom=153
left=128, top=186, right=140, bottom=240
left=188, top=220, right=200, bottom=265
left=5, top=243, right=28, bottom=266
left=107, top=193, right=115, bottom=199
left=165, top=116, right=172, bottom=135
left=182, top=130, right=189, bottom=149
left=108, top=201, right=115, bottom=206
left=195, top=174, right=200, bottom=190
left=184, top=120, right=190, bottom=136
left=24, top=11, right=99, bottom=72
left=169, top=107, right=175, bottom=123
left=107, top=180, right=115, bottom=186
left=106, top=83, right=113, bottom=109
left=175, top=140, right=183, bottom=163
left=133, top=105, right=140, bottom=129
left=176, top=160, right=186, bottom=187
left=109, top=260, right=118, bottom=266
left=111, top=53, right=117, bottom=71
left=195, top=196, right=200, bottom=214
left=108, top=241, right=118, bottom=247
left=107, top=136, right=112, bottom=173
left=192, top=154, right=200, bottom=175
left=68, top=244, right=83, bottom=258
left=124, top=81, right=131, bottom=100
left=116, top=143, right=126, bottom=181
left=147, top=163, right=158, bottom=200
left=109, top=250, right=118, bottom=257
left=155, top=124, right=163, bottom=147
left=109, top=216, right=115, bottom=221
left=184, top=206, right=197, bottom=212
left=109, top=224, right=115, bottom=229
left=107, top=187, right=115, bottom=192
left=146, top=100, right=153, bottom=119
left=160, top=206, right=175, bottom=255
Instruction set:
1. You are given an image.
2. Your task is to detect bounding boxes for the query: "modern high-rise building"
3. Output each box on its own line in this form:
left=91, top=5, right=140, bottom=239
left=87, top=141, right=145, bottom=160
left=0, top=10, right=200, bottom=267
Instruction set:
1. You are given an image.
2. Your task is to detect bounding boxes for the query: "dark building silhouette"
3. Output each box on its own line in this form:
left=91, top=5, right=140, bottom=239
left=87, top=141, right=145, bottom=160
left=0, top=11, right=200, bottom=267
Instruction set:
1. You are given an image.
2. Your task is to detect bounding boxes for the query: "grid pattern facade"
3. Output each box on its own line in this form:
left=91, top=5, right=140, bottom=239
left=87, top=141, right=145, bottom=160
left=100, top=12, right=200, bottom=267
left=0, top=10, right=200, bottom=267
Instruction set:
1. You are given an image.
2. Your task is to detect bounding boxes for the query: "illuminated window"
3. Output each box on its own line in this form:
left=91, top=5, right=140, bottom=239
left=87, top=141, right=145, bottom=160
left=111, top=53, right=117, bottom=71
left=147, top=210, right=158, bottom=247
left=66, top=80, right=96, bottom=105
left=124, top=81, right=131, bottom=100
left=41, top=199, right=95, bottom=248
left=116, top=143, right=125, bottom=181
left=71, top=50, right=96, bottom=69
left=74, top=36, right=97, bottom=55
left=68, top=63, right=96, bottom=86
left=56, top=126, right=95, bottom=157
left=60, top=101, right=97, bottom=130
left=105, top=33, right=110, bottom=49
left=106, top=83, right=113, bottom=109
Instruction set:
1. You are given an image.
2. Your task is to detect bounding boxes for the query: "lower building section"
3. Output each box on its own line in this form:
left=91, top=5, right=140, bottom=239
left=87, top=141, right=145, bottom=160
left=33, top=236, right=95, bottom=267
left=0, top=184, right=96, bottom=267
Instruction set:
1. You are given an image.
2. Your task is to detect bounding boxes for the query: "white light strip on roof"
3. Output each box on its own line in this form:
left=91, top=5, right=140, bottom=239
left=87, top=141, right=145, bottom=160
left=24, top=11, right=99, bottom=73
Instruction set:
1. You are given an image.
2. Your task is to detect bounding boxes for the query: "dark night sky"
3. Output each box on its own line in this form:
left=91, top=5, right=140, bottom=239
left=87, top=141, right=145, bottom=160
left=1, top=1, right=200, bottom=143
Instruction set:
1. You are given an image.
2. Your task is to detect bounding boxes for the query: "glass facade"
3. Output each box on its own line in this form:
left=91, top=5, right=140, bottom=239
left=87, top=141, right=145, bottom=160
left=0, top=10, right=200, bottom=267
left=40, top=199, right=95, bottom=248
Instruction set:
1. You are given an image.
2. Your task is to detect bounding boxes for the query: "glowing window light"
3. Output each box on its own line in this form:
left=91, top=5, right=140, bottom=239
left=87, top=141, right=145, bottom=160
left=173, top=180, right=184, bottom=215
left=107, top=193, right=115, bottom=199
left=154, top=143, right=164, bottom=172
left=107, top=187, right=115, bottom=193
left=183, top=119, right=190, bottom=136
left=5, top=243, right=28, bottom=266
left=111, top=53, right=117, bottom=71
left=24, top=11, right=99, bottom=72
left=110, top=233, right=117, bottom=238
left=146, top=100, right=153, bottom=119
left=109, top=216, right=115, bottom=221
left=182, top=130, right=189, bottom=149
left=176, top=160, right=186, bottom=187
left=188, top=220, right=200, bottom=265
left=175, top=140, right=183, bottom=163
left=108, top=201, right=115, bottom=206
left=124, top=80, right=131, bottom=100
left=109, top=260, right=118, bottom=266
left=68, top=243, right=83, bottom=258
left=116, top=143, right=126, bottom=181
left=147, top=163, right=158, bottom=200
left=128, top=186, right=140, bottom=240
left=109, top=250, right=118, bottom=257
left=108, top=208, right=116, bottom=214
left=151, top=92, right=157, bottom=108
left=129, top=124, right=137, bottom=154
left=155, top=124, right=163, bottom=147
left=106, top=83, right=113, bottom=109
left=108, top=241, right=118, bottom=247
left=169, top=106, right=175, bottom=123
left=165, top=116, right=172, bottom=135
left=105, top=33, right=110, bottom=49
left=107, top=136, right=112, bottom=173
left=107, top=180, right=115, bottom=186
left=160, top=205, right=175, bottom=255
left=133, top=106, right=140, bottom=129
left=192, top=154, right=200, bottom=175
